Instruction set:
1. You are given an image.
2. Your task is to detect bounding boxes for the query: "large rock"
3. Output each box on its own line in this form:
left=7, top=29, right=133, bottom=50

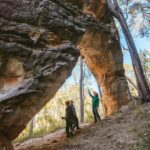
left=0, top=0, right=88, bottom=142
left=79, top=0, right=131, bottom=116
left=0, top=0, right=131, bottom=147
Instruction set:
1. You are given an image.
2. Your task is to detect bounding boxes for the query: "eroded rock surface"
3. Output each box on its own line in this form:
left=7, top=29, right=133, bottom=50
left=0, top=0, right=89, bottom=142
left=79, top=1, right=131, bottom=116
left=0, top=0, right=130, bottom=145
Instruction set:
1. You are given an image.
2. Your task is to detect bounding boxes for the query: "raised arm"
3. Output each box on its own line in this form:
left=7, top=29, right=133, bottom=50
left=88, top=89, right=94, bottom=98
left=61, top=116, right=66, bottom=120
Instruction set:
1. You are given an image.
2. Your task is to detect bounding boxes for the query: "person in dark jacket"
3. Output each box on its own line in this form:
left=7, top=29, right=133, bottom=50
left=61, top=101, right=74, bottom=137
left=70, top=100, right=81, bottom=130
left=88, top=89, right=101, bottom=123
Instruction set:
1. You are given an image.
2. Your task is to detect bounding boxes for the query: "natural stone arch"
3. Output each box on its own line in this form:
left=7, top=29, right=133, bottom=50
left=79, top=0, right=131, bottom=116
left=79, top=27, right=131, bottom=116
left=0, top=0, right=131, bottom=148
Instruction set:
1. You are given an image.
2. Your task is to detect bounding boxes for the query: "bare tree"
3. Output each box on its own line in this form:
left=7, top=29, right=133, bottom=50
left=29, top=117, right=35, bottom=136
left=106, top=0, right=150, bottom=102
left=79, top=57, right=84, bottom=122
left=128, top=0, right=150, bottom=37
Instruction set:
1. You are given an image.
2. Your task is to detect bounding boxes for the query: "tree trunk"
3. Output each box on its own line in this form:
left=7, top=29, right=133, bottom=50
left=29, top=117, right=35, bottom=136
left=106, top=0, right=150, bottom=102
left=79, top=57, right=84, bottom=122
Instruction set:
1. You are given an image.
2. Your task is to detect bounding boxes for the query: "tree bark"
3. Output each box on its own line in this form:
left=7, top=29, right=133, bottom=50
left=106, top=0, right=150, bottom=102
left=79, top=57, right=84, bottom=122
left=29, top=117, right=35, bottom=136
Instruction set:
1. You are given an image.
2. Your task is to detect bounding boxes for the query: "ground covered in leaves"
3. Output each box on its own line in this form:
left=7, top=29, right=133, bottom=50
left=15, top=102, right=150, bottom=150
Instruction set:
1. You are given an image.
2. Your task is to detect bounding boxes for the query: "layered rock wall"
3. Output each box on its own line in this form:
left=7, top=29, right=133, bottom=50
left=0, top=0, right=87, bottom=141
left=0, top=0, right=131, bottom=145
left=79, top=1, right=131, bottom=116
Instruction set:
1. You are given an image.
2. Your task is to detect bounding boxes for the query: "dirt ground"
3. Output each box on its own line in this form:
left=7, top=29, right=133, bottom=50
left=14, top=103, right=150, bottom=150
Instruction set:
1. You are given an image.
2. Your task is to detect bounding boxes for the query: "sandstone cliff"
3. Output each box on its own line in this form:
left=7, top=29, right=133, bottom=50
left=0, top=0, right=131, bottom=147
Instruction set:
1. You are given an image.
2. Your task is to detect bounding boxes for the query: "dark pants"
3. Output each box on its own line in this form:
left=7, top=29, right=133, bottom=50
left=73, top=116, right=80, bottom=130
left=92, top=107, right=101, bottom=122
left=66, top=119, right=73, bottom=136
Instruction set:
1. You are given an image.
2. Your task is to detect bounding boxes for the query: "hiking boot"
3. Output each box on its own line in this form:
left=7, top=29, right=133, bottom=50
left=66, top=134, right=70, bottom=138
left=66, top=132, right=74, bottom=138
left=70, top=132, right=74, bottom=136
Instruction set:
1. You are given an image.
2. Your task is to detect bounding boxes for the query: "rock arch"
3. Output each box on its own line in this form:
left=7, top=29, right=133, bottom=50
left=79, top=1, right=131, bottom=116
left=0, top=0, right=131, bottom=147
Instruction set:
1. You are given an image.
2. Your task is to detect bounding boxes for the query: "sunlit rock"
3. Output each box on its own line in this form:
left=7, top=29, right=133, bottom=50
left=0, top=0, right=131, bottom=146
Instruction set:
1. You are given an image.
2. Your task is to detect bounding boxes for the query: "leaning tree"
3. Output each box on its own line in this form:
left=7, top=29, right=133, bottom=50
left=106, top=0, right=150, bottom=102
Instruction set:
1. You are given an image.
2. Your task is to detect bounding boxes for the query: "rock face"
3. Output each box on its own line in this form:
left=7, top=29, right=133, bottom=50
left=0, top=0, right=130, bottom=146
left=79, top=1, right=131, bottom=116
left=0, top=0, right=87, bottom=142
